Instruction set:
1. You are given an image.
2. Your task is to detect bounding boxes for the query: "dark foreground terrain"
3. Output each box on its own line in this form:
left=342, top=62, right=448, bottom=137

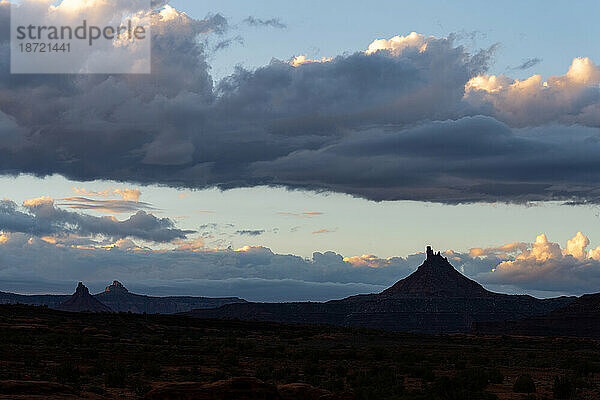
left=1, top=305, right=600, bottom=399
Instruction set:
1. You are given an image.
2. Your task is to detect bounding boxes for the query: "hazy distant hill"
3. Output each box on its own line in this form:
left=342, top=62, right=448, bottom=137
left=95, top=281, right=247, bottom=314
left=474, top=292, right=600, bottom=338
left=187, top=247, right=574, bottom=334
left=0, top=280, right=246, bottom=314
left=0, top=292, right=69, bottom=307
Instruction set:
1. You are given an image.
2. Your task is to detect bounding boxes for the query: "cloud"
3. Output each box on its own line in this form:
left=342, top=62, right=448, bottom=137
left=173, top=238, right=205, bottom=252
left=343, top=254, right=407, bottom=268
left=465, top=57, right=600, bottom=126
left=0, top=233, right=416, bottom=301
left=0, top=197, right=193, bottom=242
left=480, top=233, right=600, bottom=293
left=213, top=35, right=244, bottom=51
left=1, top=3, right=600, bottom=204
left=277, top=211, right=323, bottom=217
left=3, top=221, right=600, bottom=299
left=366, top=32, right=432, bottom=55
left=243, top=16, right=286, bottom=29
left=469, top=242, right=529, bottom=258
left=0, top=2, right=8, bottom=43
left=511, top=57, right=543, bottom=71
left=235, top=229, right=266, bottom=236
left=253, top=116, right=600, bottom=203
left=61, top=188, right=146, bottom=213
left=313, top=228, right=335, bottom=234
left=57, top=197, right=153, bottom=214
left=113, top=189, right=142, bottom=202
left=288, top=55, right=333, bottom=67
left=0, top=24, right=500, bottom=204
left=564, top=231, right=590, bottom=259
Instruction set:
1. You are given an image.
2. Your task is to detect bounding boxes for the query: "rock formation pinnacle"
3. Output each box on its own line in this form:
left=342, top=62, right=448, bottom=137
left=75, top=282, right=89, bottom=295
left=381, top=246, right=492, bottom=298
left=105, top=280, right=128, bottom=293
left=56, top=282, right=112, bottom=313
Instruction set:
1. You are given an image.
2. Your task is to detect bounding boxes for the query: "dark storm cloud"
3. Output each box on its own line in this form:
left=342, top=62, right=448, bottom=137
left=1, top=3, right=600, bottom=204
left=253, top=117, right=600, bottom=203
left=0, top=2, right=8, bottom=43
left=0, top=198, right=192, bottom=242
left=243, top=16, right=286, bottom=29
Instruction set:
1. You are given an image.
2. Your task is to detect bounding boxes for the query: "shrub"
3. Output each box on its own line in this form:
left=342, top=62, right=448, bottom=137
left=410, top=366, right=436, bottom=382
left=553, top=376, right=575, bottom=399
left=129, top=377, right=152, bottom=396
left=573, top=360, right=600, bottom=377
left=87, top=385, right=106, bottom=395
left=104, top=365, right=128, bottom=388
left=487, top=368, right=504, bottom=384
left=428, top=375, right=497, bottom=400
left=54, top=361, right=80, bottom=385
left=455, top=368, right=491, bottom=392
left=349, top=368, right=404, bottom=400
left=513, top=374, right=536, bottom=393
left=143, top=362, right=161, bottom=378
left=520, top=395, right=538, bottom=400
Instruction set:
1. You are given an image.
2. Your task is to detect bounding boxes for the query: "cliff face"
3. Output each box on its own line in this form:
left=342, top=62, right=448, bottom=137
left=187, top=247, right=573, bottom=334
left=56, top=283, right=112, bottom=313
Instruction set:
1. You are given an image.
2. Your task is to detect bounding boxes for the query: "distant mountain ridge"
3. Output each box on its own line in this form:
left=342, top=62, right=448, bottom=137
left=0, top=292, right=69, bottom=308
left=96, top=281, right=247, bottom=314
left=0, top=281, right=246, bottom=314
left=474, top=292, right=600, bottom=338
left=187, top=247, right=574, bottom=334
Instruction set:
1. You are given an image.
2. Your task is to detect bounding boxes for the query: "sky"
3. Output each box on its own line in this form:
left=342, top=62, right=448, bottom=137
left=173, top=0, right=600, bottom=81
left=1, top=1, right=600, bottom=300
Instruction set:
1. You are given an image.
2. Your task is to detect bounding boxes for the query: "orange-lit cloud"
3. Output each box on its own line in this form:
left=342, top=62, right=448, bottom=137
left=490, top=233, right=600, bottom=283
left=366, top=32, right=431, bottom=55
left=289, top=55, right=333, bottom=67
left=343, top=254, right=403, bottom=268
left=564, top=231, right=590, bottom=260
left=74, top=187, right=141, bottom=202
left=174, top=238, right=205, bottom=252
left=312, top=228, right=336, bottom=234
left=113, top=189, right=141, bottom=202
left=469, top=242, right=529, bottom=258
left=291, top=32, right=433, bottom=67
left=465, top=57, right=600, bottom=126
left=277, top=211, right=323, bottom=218
left=23, top=196, right=54, bottom=208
